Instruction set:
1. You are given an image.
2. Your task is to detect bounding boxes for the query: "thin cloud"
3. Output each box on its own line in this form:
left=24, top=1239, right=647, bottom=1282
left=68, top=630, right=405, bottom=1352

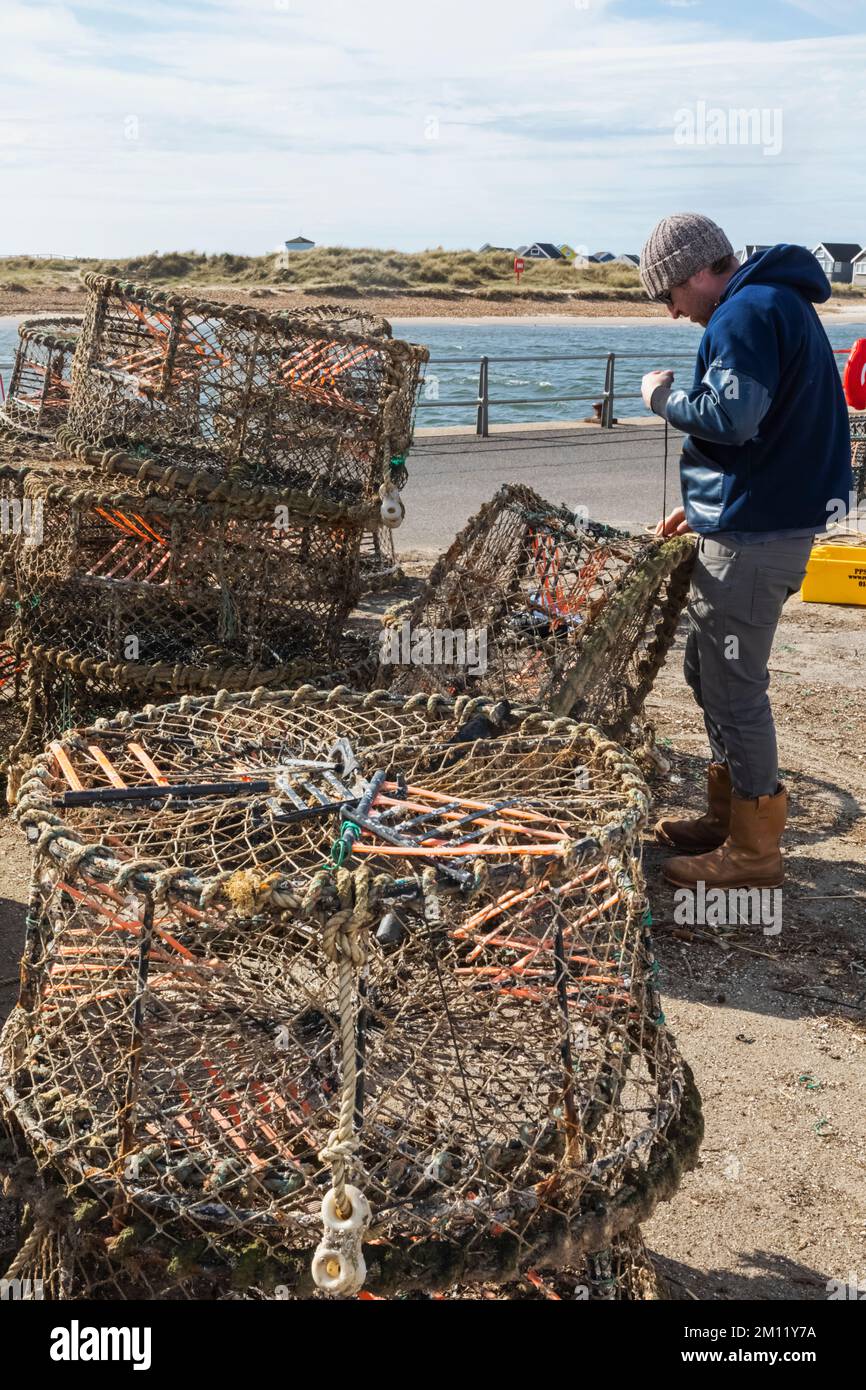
left=1, top=0, right=864, bottom=254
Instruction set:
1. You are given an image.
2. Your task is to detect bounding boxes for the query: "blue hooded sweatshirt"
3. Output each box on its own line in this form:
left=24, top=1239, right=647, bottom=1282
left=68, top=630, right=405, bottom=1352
left=652, top=244, right=853, bottom=534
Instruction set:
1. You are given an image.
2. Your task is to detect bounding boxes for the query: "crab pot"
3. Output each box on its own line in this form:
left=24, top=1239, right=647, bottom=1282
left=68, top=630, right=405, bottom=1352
left=0, top=464, right=28, bottom=632
left=67, top=275, right=427, bottom=502
left=851, top=412, right=866, bottom=504
left=2, top=687, right=701, bottom=1299
left=0, top=629, right=379, bottom=801
left=382, top=484, right=695, bottom=743
left=0, top=318, right=83, bottom=437
left=11, top=467, right=367, bottom=679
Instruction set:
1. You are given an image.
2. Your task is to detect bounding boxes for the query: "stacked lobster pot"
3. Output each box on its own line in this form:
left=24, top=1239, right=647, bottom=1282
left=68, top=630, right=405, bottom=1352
left=0, top=318, right=83, bottom=438
left=0, top=290, right=709, bottom=1305
left=0, top=277, right=427, bottom=769
left=1, top=687, right=702, bottom=1299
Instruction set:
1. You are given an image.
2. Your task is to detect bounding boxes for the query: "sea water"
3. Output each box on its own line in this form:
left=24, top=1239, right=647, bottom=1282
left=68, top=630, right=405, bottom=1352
left=2, top=313, right=863, bottom=430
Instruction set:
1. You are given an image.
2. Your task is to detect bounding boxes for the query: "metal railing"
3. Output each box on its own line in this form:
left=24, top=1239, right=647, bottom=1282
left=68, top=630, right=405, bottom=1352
left=416, top=346, right=856, bottom=437
left=415, top=350, right=698, bottom=436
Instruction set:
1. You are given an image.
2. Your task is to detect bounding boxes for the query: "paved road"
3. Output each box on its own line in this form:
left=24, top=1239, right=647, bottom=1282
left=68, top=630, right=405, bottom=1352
left=398, top=421, right=686, bottom=555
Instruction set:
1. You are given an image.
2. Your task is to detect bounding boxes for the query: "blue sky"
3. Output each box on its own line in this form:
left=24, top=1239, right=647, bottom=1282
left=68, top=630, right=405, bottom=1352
left=1, top=0, right=864, bottom=256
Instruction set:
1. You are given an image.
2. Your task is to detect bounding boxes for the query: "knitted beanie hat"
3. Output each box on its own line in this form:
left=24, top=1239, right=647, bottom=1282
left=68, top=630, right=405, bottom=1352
left=639, top=213, right=734, bottom=300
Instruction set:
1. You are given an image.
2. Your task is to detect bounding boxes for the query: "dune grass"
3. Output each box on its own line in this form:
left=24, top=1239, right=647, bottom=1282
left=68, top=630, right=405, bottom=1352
left=0, top=247, right=649, bottom=301
left=2, top=247, right=864, bottom=305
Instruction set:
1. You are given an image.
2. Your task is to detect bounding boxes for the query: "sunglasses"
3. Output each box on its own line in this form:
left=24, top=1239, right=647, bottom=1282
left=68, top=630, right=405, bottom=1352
left=654, top=275, right=692, bottom=306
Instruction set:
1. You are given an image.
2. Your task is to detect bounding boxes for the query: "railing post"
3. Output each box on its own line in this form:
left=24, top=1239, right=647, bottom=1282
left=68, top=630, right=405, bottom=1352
left=476, top=356, right=489, bottom=437
left=602, top=351, right=616, bottom=429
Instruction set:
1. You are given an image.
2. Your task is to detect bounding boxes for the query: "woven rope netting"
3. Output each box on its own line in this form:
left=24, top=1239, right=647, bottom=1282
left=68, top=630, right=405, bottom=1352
left=850, top=413, right=866, bottom=504
left=11, top=466, right=365, bottom=675
left=1, top=688, right=701, bottom=1299
left=0, top=319, right=83, bottom=437
left=0, top=272, right=430, bottom=764
left=67, top=275, right=427, bottom=503
left=382, top=484, right=696, bottom=743
left=358, top=526, right=402, bottom=593
left=0, top=455, right=380, bottom=775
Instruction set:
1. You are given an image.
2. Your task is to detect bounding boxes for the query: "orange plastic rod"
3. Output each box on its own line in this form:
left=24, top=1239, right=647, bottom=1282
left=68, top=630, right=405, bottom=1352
left=86, top=745, right=127, bottom=788
left=126, top=743, right=170, bottom=784
left=49, top=740, right=84, bottom=791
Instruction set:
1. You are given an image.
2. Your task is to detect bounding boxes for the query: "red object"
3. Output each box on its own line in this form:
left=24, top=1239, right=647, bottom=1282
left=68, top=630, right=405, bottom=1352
left=843, top=339, right=866, bottom=409
left=514, top=256, right=525, bottom=283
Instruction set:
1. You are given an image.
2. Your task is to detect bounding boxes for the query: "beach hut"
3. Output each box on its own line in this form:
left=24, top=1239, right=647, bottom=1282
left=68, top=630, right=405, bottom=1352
left=737, top=244, right=770, bottom=264
left=514, top=242, right=565, bottom=260
left=851, top=249, right=866, bottom=287
left=811, top=242, right=863, bottom=284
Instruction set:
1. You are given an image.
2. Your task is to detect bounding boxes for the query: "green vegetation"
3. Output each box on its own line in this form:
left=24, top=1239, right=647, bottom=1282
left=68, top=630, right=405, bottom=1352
left=0, top=247, right=649, bottom=302
left=3, top=248, right=864, bottom=305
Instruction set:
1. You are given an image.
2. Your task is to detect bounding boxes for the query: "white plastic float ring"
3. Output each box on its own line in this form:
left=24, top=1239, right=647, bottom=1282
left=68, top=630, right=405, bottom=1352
left=312, top=1241, right=368, bottom=1297
left=379, top=484, right=404, bottom=529
left=321, top=1184, right=371, bottom=1234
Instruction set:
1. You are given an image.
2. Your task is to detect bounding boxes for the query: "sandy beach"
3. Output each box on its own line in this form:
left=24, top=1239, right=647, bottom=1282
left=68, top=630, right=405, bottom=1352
left=2, top=283, right=864, bottom=325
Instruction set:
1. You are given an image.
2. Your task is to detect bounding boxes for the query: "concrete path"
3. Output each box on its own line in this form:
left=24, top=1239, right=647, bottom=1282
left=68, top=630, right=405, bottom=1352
left=399, top=420, right=686, bottom=555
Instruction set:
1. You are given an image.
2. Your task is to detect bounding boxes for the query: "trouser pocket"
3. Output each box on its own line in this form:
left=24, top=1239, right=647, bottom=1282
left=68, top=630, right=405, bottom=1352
left=750, top=567, right=811, bottom=628
left=749, top=555, right=811, bottom=626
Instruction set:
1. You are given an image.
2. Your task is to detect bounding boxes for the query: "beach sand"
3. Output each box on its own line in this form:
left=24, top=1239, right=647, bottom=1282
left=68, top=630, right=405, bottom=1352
left=3, top=284, right=864, bottom=324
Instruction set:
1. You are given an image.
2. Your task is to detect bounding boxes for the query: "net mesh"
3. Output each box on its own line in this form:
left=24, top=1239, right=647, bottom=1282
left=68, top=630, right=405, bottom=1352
left=358, top=527, right=402, bottom=593
left=0, top=319, right=83, bottom=437
left=11, top=467, right=366, bottom=678
left=0, top=278, right=424, bottom=754
left=381, top=484, right=695, bottom=743
left=1, top=687, right=701, bottom=1299
left=851, top=413, right=866, bottom=504
left=67, top=275, right=427, bottom=502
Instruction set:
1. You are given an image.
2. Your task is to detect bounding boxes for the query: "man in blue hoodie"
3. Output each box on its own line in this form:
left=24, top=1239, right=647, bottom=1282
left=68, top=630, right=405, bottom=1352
left=638, top=213, right=852, bottom=892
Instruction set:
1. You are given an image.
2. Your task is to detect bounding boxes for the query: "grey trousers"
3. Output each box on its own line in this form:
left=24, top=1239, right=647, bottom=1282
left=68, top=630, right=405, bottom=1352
left=683, top=534, right=814, bottom=799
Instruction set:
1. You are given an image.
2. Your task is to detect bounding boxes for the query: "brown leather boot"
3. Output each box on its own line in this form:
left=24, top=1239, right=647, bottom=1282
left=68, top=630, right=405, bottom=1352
left=655, top=761, right=731, bottom=852
left=662, top=786, right=787, bottom=889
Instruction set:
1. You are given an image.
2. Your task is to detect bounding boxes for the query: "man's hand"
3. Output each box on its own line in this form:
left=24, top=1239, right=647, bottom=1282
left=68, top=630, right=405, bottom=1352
left=641, top=369, right=674, bottom=410
left=654, top=505, right=693, bottom=537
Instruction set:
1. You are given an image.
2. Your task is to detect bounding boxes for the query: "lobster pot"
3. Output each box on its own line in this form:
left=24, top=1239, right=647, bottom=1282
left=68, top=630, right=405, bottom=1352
left=0, top=465, right=28, bottom=633
left=67, top=275, right=427, bottom=501
left=12, top=469, right=366, bottom=683
left=382, top=484, right=695, bottom=743
left=0, top=631, right=379, bottom=797
left=851, top=413, right=866, bottom=505
left=0, top=318, right=82, bottom=436
left=2, top=688, right=701, bottom=1299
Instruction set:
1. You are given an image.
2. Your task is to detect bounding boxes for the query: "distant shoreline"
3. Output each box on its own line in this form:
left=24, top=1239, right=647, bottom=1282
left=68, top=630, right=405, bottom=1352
left=1, top=286, right=864, bottom=326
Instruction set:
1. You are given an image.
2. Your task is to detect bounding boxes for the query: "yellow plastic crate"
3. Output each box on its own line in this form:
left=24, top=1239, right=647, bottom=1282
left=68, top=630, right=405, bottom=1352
left=801, top=542, right=866, bottom=605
